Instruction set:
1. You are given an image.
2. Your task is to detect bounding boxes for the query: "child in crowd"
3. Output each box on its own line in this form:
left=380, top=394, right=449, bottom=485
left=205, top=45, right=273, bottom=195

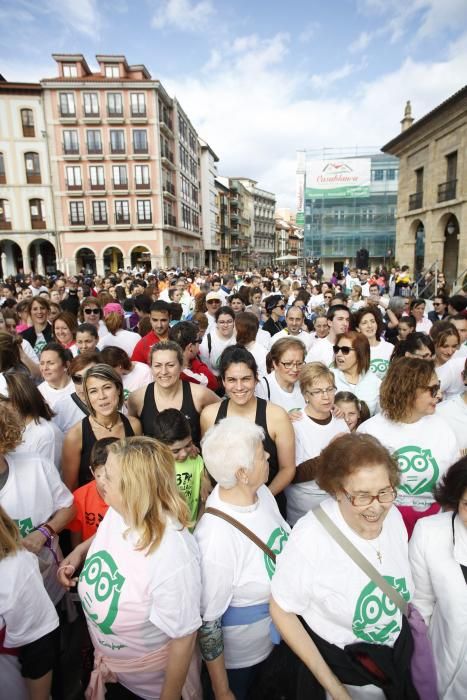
left=397, top=314, right=416, bottom=341
left=67, top=437, right=116, bottom=546
left=151, top=408, right=207, bottom=525
left=334, top=391, right=370, bottom=432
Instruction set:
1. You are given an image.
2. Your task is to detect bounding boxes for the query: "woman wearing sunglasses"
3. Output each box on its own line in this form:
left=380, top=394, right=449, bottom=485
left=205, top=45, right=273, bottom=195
left=78, top=297, right=108, bottom=339
left=358, top=357, right=459, bottom=537
left=262, top=295, right=287, bottom=337
left=331, top=331, right=381, bottom=416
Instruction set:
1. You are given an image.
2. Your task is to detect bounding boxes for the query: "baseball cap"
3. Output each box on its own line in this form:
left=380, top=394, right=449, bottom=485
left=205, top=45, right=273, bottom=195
left=206, top=292, right=222, bottom=302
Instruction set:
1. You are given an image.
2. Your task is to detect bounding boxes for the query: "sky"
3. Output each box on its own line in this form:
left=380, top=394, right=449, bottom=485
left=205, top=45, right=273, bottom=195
left=1, top=0, right=466, bottom=208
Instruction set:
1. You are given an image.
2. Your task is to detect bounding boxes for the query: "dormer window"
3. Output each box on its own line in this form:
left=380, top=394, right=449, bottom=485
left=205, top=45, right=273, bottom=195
left=63, top=63, right=78, bottom=78
left=105, top=65, right=120, bottom=78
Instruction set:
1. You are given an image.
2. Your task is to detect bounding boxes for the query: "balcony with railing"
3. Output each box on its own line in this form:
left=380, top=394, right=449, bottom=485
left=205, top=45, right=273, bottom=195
left=160, top=117, right=173, bottom=135
left=89, top=180, right=106, bottom=192
left=26, top=171, right=42, bottom=185
left=164, top=214, right=177, bottom=227
left=31, top=216, right=46, bottom=230
left=135, top=180, right=151, bottom=191
left=107, top=108, right=124, bottom=120
left=63, top=144, right=80, bottom=157
left=109, top=142, right=126, bottom=155
left=115, top=213, right=131, bottom=226
left=163, top=181, right=176, bottom=197
left=0, top=216, right=11, bottom=230
left=438, top=179, right=457, bottom=203
left=112, top=179, right=129, bottom=191
left=87, top=144, right=103, bottom=157
left=66, top=181, right=83, bottom=194
left=70, top=215, right=85, bottom=226
left=409, top=191, right=423, bottom=210
left=93, top=216, right=108, bottom=226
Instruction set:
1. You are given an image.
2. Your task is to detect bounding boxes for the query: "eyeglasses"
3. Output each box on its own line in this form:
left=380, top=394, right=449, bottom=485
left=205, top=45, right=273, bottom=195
left=207, top=300, right=221, bottom=305
left=333, top=345, right=355, bottom=355
left=218, top=320, right=234, bottom=325
left=343, top=488, right=396, bottom=507
left=84, top=308, right=100, bottom=315
left=279, top=361, right=304, bottom=370
left=71, top=374, right=84, bottom=384
left=307, top=386, right=336, bottom=397
left=422, top=382, right=441, bottom=398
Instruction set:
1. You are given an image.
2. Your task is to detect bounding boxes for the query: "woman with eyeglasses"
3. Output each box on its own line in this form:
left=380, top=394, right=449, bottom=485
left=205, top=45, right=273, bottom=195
left=199, top=305, right=237, bottom=376
left=255, top=337, right=307, bottom=413
left=201, top=345, right=295, bottom=516
left=285, top=363, right=349, bottom=526
left=62, top=364, right=142, bottom=491
left=78, top=297, right=108, bottom=339
left=271, top=433, right=418, bottom=699
left=359, top=357, right=460, bottom=537
left=331, top=331, right=381, bottom=416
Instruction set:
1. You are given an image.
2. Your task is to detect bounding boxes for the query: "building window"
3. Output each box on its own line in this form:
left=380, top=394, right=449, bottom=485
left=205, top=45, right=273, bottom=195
left=137, top=200, right=152, bottom=223
left=0, top=199, right=11, bottom=229
left=386, top=169, right=396, bottom=180
left=59, top=93, right=76, bottom=116
left=105, top=65, right=120, bottom=78
left=161, top=136, right=172, bottom=161
left=133, top=130, right=148, bottom=153
left=29, top=199, right=46, bottom=228
left=24, top=152, right=41, bottom=183
left=83, top=93, right=99, bottom=116
left=178, top=115, right=187, bottom=142
left=115, top=200, right=130, bottom=224
left=135, top=165, right=149, bottom=187
left=112, top=165, right=128, bottom=188
left=110, top=130, right=125, bottom=153
left=63, top=63, right=78, bottom=77
left=130, top=93, right=146, bottom=116
left=70, top=201, right=85, bottom=225
left=92, top=201, right=108, bottom=225
left=0, top=153, right=5, bottom=184
left=89, top=166, right=105, bottom=189
left=21, top=108, right=35, bottom=137
left=86, top=130, right=102, bottom=154
left=63, top=130, right=79, bottom=154
left=107, top=93, right=123, bottom=116
left=66, top=166, right=82, bottom=189
left=179, top=144, right=189, bottom=172
left=164, top=201, right=176, bottom=226
left=446, top=151, right=457, bottom=182
left=372, top=169, right=384, bottom=181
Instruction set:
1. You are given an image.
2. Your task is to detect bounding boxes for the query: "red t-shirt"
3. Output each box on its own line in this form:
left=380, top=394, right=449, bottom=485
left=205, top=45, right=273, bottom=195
left=131, top=330, right=160, bottom=364
left=67, top=481, right=108, bottom=541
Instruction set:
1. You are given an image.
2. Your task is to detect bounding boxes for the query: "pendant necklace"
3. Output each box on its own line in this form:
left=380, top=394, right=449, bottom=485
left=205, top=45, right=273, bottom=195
left=368, top=536, right=383, bottom=564
left=92, top=415, right=118, bottom=432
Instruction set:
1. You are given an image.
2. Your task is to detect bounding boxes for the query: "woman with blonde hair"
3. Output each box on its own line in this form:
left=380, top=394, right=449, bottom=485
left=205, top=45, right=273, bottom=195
left=58, top=436, right=202, bottom=700
left=0, top=505, right=60, bottom=700
left=62, top=364, right=141, bottom=491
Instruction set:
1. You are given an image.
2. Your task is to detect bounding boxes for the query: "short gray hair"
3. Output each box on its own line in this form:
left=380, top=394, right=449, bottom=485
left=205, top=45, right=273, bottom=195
left=201, top=417, right=265, bottom=488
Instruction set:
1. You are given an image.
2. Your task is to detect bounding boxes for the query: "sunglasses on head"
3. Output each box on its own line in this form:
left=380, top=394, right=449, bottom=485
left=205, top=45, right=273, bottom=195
left=333, top=345, right=354, bottom=355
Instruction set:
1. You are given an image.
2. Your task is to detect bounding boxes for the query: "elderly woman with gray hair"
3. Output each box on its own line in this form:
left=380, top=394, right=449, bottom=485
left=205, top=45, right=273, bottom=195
left=195, top=416, right=290, bottom=700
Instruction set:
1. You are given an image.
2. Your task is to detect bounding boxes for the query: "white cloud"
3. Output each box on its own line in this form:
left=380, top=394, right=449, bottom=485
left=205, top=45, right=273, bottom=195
left=43, top=0, right=101, bottom=40
left=310, top=62, right=362, bottom=90
left=298, top=22, right=320, bottom=43
left=349, top=30, right=373, bottom=53
left=152, top=0, right=214, bottom=31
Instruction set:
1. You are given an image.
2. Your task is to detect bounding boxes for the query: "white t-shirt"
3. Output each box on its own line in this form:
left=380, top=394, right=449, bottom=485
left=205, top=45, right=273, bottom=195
left=332, top=368, right=381, bottom=416
left=99, top=329, right=140, bottom=356
left=122, top=362, right=153, bottom=402
left=269, top=328, right=313, bottom=352
left=16, top=418, right=64, bottom=471
left=98, top=320, right=109, bottom=339
left=436, top=394, right=467, bottom=453
left=245, top=341, right=267, bottom=379
left=358, top=413, right=460, bottom=510
left=199, top=330, right=236, bottom=376
left=256, top=328, right=271, bottom=350
left=0, top=452, right=73, bottom=604
left=435, top=358, right=465, bottom=400
left=21, top=338, right=39, bottom=364
left=369, top=340, right=393, bottom=380
left=416, top=317, right=433, bottom=334
left=52, top=393, right=87, bottom=433
left=78, top=507, right=201, bottom=700
left=305, top=337, right=334, bottom=367
left=453, top=341, right=467, bottom=360
left=286, top=414, right=349, bottom=526
left=194, top=485, right=290, bottom=669
left=271, top=498, right=413, bottom=698
left=38, top=379, right=74, bottom=410
left=255, top=371, right=305, bottom=414
left=0, top=549, right=59, bottom=700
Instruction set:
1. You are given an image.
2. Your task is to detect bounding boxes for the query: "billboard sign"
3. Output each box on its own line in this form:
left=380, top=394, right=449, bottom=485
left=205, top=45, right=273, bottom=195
left=305, top=158, right=370, bottom=199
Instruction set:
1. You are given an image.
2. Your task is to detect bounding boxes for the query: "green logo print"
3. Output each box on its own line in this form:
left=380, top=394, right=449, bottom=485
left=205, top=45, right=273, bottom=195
left=394, top=445, right=439, bottom=495
left=14, top=517, right=34, bottom=537
left=353, top=576, right=410, bottom=643
left=264, top=527, right=289, bottom=580
left=370, top=358, right=389, bottom=376
left=79, top=551, right=125, bottom=634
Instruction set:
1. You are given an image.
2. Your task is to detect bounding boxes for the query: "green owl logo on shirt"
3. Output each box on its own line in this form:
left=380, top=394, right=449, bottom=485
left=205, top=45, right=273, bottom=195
left=264, top=527, right=289, bottom=580
left=79, top=550, right=125, bottom=635
left=353, top=576, right=410, bottom=643
left=394, top=445, right=439, bottom=495
left=370, top=358, right=389, bottom=377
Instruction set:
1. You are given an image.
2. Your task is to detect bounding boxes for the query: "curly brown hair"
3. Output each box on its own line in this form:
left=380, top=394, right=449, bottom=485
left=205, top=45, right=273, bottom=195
left=380, top=356, right=436, bottom=422
left=316, top=432, right=400, bottom=495
left=0, top=402, right=24, bottom=453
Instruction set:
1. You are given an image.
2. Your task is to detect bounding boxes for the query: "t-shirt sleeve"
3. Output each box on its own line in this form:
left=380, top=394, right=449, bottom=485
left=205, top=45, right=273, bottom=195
left=2, top=552, right=59, bottom=648
left=42, top=457, right=74, bottom=510
left=270, top=521, right=315, bottom=615
left=149, top=539, right=201, bottom=638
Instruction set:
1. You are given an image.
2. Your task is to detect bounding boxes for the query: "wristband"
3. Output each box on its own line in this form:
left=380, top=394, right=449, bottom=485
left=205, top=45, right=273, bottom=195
left=36, top=526, right=60, bottom=567
left=39, top=522, right=57, bottom=537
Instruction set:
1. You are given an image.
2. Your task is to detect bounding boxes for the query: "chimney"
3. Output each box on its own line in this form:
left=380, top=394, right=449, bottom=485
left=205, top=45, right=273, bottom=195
left=400, top=100, right=414, bottom=132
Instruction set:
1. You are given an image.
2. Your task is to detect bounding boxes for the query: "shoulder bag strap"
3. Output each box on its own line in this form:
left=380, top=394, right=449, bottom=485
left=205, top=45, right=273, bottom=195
left=71, top=392, right=91, bottom=416
left=205, top=506, right=276, bottom=562
left=313, top=506, right=408, bottom=616
left=264, top=376, right=271, bottom=401
left=207, top=333, right=212, bottom=357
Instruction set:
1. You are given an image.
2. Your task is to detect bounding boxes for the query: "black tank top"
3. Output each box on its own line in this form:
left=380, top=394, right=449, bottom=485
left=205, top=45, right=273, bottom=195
left=139, top=381, right=201, bottom=447
left=78, top=413, right=135, bottom=487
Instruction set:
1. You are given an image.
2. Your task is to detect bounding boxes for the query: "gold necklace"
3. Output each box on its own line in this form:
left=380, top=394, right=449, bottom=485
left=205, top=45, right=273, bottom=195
left=91, top=415, right=119, bottom=432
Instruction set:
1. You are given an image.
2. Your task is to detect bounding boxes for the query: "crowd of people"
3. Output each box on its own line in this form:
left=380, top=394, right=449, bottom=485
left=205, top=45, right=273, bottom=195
left=0, top=261, right=466, bottom=700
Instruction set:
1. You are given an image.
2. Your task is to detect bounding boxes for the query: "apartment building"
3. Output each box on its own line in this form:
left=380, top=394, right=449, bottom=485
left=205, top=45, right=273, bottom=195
left=215, top=177, right=231, bottom=271
left=0, top=78, right=57, bottom=277
left=199, top=139, right=219, bottom=269
left=40, top=53, right=203, bottom=275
